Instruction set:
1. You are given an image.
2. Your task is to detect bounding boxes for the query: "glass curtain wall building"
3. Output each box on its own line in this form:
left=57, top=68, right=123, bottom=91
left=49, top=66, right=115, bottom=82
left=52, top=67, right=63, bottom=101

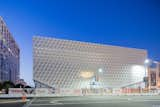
left=0, top=17, right=20, bottom=83
left=33, top=36, right=147, bottom=89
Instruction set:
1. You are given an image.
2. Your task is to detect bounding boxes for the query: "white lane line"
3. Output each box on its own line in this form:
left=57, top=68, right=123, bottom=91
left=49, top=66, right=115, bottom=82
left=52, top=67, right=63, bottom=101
left=35, top=98, right=130, bottom=102
left=30, top=99, right=160, bottom=106
left=0, top=100, right=29, bottom=104
left=128, top=98, right=132, bottom=101
left=23, top=98, right=36, bottom=107
left=138, top=100, right=160, bottom=102
left=30, top=100, right=130, bottom=106
left=29, top=98, right=160, bottom=106
left=50, top=100, right=63, bottom=105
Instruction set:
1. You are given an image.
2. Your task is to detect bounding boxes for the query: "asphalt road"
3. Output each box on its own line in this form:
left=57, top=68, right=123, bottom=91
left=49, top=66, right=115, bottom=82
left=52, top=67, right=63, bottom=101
left=25, top=96, right=160, bottom=107
left=0, top=99, right=26, bottom=107
left=0, top=102, right=25, bottom=107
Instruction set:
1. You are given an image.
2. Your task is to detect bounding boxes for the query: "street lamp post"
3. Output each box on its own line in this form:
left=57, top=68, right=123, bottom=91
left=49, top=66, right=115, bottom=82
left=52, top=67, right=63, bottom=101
left=90, top=68, right=103, bottom=91
left=144, top=59, right=150, bottom=89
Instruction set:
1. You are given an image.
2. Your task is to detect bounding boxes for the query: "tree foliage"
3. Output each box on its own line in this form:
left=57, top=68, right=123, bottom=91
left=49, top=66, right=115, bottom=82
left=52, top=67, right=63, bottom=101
left=0, top=82, right=2, bottom=91
left=25, top=85, right=32, bottom=88
left=2, top=81, right=15, bottom=94
left=0, top=81, right=32, bottom=94
left=15, top=83, right=25, bottom=88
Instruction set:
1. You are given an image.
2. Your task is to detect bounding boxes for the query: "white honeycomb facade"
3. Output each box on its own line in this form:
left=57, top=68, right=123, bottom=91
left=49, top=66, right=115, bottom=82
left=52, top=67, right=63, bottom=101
left=33, top=36, right=147, bottom=89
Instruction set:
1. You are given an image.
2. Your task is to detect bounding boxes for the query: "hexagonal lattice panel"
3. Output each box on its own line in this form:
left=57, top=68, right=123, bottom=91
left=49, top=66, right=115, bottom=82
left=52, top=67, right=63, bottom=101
left=33, top=36, right=147, bottom=89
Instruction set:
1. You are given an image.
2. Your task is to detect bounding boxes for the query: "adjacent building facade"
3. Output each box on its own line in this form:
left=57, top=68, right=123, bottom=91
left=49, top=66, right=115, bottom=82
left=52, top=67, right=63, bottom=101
left=33, top=36, right=147, bottom=89
left=148, top=61, right=160, bottom=90
left=0, top=17, right=20, bottom=83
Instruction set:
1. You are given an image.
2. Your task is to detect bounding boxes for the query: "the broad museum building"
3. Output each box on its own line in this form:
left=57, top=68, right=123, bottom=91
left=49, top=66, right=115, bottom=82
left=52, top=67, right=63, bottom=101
left=33, top=36, right=147, bottom=90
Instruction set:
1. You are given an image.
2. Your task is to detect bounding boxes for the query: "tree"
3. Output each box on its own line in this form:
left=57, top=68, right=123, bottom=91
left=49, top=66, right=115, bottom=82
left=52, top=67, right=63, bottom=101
left=2, top=81, right=15, bottom=94
left=25, top=85, right=32, bottom=88
left=0, top=82, right=2, bottom=91
left=24, top=85, right=33, bottom=94
left=15, top=83, right=25, bottom=88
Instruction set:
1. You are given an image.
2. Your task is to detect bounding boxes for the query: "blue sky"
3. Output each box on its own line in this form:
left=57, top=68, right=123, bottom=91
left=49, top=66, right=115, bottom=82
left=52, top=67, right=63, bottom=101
left=0, top=0, right=160, bottom=85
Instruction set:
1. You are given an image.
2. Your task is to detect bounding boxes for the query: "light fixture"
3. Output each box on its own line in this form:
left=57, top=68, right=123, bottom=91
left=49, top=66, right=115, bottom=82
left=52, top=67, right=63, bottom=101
left=144, top=59, right=150, bottom=64
left=80, top=71, right=94, bottom=78
left=98, top=68, right=103, bottom=73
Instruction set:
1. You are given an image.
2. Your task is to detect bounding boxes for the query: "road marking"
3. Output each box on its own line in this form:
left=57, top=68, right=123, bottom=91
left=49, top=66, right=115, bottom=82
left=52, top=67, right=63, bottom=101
left=23, top=98, right=36, bottom=107
left=128, top=98, right=132, bottom=101
left=0, top=100, right=29, bottom=104
left=30, top=100, right=130, bottom=106
left=139, top=99, right=160, bottom=102
left=50, top=100, right=63, bottom=105
left=35, top=97, right=130, bottom=102
left=28, top=97, right=160, bottom=106
left=30, top=100, right=160, bottom=106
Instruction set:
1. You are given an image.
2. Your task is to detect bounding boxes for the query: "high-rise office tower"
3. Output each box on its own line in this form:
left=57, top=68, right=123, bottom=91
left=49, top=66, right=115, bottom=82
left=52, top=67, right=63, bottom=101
left=0, top=17, right=20, bottom=83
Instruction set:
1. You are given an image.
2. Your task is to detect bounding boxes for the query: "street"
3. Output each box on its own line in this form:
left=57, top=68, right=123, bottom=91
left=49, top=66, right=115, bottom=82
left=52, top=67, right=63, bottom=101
left=1, top=95, right=160, bottom=107
left=0, top=99, right=26, bottom=107
left=25, top=96, right=160, bottom=107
